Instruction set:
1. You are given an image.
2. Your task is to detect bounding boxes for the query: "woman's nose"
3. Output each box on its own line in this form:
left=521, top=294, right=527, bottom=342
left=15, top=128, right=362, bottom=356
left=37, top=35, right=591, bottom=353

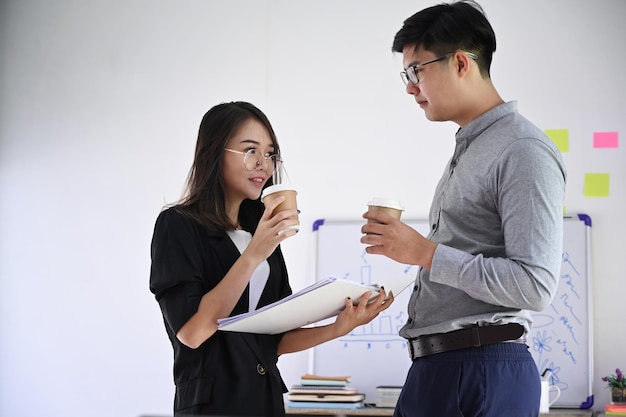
left=256, top=157, right=271, bottom=172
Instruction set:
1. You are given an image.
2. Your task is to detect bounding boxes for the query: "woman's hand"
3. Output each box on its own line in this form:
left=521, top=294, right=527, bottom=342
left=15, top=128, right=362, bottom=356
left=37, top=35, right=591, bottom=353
left=277, top=287, right=395, bottom=355
left=333, top=288, right=395, bottom=337
left=243, top=195, right=299, bottom=262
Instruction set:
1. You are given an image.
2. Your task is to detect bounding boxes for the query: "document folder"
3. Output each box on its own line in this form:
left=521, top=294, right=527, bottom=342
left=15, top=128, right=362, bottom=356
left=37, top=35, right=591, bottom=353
left=217, top=274, right=415, bottom=334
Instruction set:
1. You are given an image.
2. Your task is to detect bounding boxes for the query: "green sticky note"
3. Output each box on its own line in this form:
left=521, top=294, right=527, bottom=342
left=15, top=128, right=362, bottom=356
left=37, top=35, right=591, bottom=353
left=584, top=173, right=610, bottom=197
left=544, top=129, right=569, bottom=152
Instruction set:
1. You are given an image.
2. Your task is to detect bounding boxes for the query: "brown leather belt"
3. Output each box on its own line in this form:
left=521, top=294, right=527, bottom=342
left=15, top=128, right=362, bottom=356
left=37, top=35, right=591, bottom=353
left=407, top=323, right=525, bottom=360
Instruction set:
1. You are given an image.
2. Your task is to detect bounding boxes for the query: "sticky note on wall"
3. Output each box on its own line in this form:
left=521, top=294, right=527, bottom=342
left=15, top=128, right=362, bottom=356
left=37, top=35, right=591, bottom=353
left=545, top=129, right=569, bottom=152
left=584, top=173, right=610, bottom=197
left=593, top=131, right=619, bottom=148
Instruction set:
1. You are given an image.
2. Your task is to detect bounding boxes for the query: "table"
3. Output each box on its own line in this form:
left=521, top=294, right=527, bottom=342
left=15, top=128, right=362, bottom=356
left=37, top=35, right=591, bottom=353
left=286, top=407, right=392, bottom=416
left=285, top=407, right=594, bottom=417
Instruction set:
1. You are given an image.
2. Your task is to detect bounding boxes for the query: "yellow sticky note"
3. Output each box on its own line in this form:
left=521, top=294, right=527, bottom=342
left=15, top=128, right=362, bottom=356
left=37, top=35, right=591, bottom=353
left=544, top=129, right=569, bottom=152
left=583, top=173, right=610, bottom=197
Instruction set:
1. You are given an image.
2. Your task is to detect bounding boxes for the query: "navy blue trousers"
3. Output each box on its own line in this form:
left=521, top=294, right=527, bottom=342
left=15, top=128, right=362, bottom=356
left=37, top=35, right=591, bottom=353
left=394, top=342, right=541, bottom=417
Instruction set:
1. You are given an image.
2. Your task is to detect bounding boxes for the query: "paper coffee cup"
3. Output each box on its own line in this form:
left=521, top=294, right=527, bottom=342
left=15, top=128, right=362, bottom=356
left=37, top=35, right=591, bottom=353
left=367, top=197, right=404, bottom=221
left=261, top=184, right=299, bottom=233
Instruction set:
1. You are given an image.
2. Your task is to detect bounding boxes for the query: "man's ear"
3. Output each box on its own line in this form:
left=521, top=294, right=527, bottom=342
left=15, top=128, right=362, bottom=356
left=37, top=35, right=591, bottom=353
left=454, top=52, right=472, bottom=77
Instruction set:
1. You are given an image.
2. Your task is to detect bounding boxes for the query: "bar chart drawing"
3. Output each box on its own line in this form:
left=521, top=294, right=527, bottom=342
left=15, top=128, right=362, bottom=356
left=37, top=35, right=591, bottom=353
left=312, top=219, right=429, bottom=398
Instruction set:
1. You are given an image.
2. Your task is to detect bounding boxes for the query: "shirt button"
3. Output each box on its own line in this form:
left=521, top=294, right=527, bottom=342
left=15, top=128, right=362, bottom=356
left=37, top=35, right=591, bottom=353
left=257, top=363, right=267, bottom=375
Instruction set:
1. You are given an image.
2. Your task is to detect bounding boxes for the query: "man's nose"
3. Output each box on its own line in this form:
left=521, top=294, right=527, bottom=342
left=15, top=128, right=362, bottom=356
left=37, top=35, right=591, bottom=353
left=406, top=83, right=420, bottom=95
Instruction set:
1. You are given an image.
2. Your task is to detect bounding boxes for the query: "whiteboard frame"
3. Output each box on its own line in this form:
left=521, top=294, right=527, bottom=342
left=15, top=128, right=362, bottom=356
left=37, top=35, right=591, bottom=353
left=308, top=215, right=594, bottom=409
left=529, top=214, right=594, bottom=409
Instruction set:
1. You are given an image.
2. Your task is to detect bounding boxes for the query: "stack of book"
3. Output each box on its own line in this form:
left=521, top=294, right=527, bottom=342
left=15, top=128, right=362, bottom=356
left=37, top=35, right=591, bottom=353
left=375, top=385, right=402, bottom=408
left=605, top=403, right=626, bottom=415
left=287, top=374, right=365, bottom=410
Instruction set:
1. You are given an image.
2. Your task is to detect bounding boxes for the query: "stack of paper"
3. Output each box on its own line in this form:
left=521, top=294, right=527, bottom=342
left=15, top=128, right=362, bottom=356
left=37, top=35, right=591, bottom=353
left=375, top=386, right=402, bottom=408
left=287, top=374, right=365, bottom=409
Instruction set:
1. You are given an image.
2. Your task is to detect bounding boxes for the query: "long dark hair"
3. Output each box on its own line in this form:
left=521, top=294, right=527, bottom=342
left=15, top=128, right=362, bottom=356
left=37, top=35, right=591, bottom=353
left=176, top=101, right=280, bottom=231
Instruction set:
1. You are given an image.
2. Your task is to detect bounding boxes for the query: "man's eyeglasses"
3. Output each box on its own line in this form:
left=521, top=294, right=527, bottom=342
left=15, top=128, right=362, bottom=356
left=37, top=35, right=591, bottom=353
left=400, top=51, right=478, bottom=86
left=224, top=148, right=283, bottom=172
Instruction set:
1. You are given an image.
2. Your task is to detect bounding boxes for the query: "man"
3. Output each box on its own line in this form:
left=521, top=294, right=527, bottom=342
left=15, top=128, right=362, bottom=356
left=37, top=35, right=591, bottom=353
left=361, top=1, right=566, bottom=416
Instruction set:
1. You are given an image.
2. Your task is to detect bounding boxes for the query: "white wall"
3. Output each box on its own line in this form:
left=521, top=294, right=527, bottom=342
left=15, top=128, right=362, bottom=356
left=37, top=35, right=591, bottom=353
left=1, top=1, right=624, bottom=416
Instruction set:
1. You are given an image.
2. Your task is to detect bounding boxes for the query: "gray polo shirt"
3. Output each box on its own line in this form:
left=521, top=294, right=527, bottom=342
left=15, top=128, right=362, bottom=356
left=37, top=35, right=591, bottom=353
left=399, top=101, right=566, bottom=340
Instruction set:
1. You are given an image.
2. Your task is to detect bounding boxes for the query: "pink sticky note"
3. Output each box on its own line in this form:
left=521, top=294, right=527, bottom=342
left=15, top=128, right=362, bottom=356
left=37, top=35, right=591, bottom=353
left=593, top=132, right=618, bottom=148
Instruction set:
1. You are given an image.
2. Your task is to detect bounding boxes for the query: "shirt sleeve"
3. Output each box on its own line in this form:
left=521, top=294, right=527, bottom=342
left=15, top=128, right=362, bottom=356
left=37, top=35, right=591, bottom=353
left=430, top=138, right=566, bottom=312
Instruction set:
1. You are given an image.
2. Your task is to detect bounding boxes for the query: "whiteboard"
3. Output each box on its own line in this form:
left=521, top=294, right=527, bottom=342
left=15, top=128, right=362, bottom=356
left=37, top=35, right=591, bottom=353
left=311, top=215, right=593, bottom=407
left=529, top=214, right=593, bottom=408
left=311, top=219, right=430, bottom=404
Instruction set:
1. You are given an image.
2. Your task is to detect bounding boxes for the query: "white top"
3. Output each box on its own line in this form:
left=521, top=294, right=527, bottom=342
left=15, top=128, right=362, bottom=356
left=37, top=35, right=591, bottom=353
left=226, top=230, right=269, bottom=311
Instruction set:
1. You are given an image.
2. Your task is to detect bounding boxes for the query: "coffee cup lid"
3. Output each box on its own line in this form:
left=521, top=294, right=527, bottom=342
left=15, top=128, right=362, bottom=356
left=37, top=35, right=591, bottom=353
left=367, top=197, right=404, bottom=211
left=261, top=183, right=298, bottom=200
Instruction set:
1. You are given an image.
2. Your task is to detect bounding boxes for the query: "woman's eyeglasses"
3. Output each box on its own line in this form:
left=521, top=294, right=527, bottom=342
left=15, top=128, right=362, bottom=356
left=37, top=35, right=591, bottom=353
left=224, top=148, right=283, bottom=172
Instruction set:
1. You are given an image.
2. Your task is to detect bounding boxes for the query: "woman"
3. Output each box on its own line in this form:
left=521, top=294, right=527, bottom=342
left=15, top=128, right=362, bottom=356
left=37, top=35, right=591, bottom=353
left=149, top=101, right=393, bottom=416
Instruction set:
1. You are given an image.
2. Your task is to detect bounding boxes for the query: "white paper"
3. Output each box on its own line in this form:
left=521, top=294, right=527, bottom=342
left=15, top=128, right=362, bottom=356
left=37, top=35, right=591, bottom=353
left=217, top=274, right=415, bottom=334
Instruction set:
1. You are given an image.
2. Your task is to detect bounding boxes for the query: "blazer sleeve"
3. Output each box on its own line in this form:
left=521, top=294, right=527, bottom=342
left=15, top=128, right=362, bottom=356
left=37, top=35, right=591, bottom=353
left=149, top=208, right=207, bottom=334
